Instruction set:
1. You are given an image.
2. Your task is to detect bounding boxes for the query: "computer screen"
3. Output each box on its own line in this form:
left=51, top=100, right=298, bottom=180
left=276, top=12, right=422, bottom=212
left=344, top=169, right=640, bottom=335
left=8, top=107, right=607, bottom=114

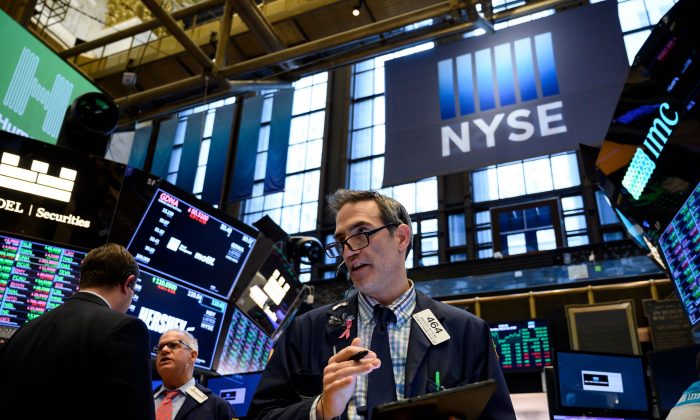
left=0, top=10, right=101, bottom=145
left=127, top=183, right=258, bottom=299
left=0, top=233, right=86, bottom=328
left=649, top=344, right=700, bottom=412
left=127, top=267, right=228, bottom=370
left=594, top=0, right=700, bottom=242
left=556, top=351, right=649, bottom=417
left=0, top=130, right=125, bottom=249
left=489, top=319, right=552, bottom=371
left=658, top=180, right=700, bottom=328
left=232, top=243, right=303, bottom=337
left=216, top=308, right=274, bottom=375
left=206, top=372, right=263, bottom=418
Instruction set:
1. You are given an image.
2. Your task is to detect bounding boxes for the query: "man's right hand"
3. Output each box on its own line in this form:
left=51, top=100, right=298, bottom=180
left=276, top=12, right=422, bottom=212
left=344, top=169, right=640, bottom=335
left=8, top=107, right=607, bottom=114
left=316, top=337, right=380, bottom=419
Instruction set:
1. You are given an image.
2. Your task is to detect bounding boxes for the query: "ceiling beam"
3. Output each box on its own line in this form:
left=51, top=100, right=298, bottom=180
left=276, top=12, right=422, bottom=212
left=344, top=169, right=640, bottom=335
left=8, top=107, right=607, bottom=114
left=215, top=1, right=456, bottom=79
left=214, top=0, right=234, bottom=67
left=59, top=0, right=224, bottom=59
left=233, top=0, right=287, bottom=52
left=140, top=0, right=213, bottom=71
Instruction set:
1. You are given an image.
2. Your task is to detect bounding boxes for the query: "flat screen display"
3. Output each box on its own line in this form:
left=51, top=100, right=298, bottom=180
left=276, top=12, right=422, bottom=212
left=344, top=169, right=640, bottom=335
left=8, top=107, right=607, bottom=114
left=556, top=351, right=649, bottom=416
left=127, top=267, right=228, bottom=370
left=658, top=181, right=700, bottom=327
left=490, top=319, right=552, bottom=371
left=0, top=130, right=124, bottom=249
left=649, top=344, right=700, bottom=412
left=127, top=183, right=258, bottom=299
left=0, top=233, right=85, bottom=328
left=0, top=10, right=100, bottom=145
left=595, top=0, right=700, bottom=242
left=206, top=372, right=263, bottom=418
left=216, top=308, right=273, bottom=375
left=232, top=244, right=302, bottom=337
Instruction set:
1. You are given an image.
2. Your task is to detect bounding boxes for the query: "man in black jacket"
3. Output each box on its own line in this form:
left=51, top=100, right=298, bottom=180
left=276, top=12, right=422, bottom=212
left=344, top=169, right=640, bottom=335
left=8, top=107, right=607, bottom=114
left=249, top=189, right=514, bottom=420
left=154, top=329, right=234, bottom=420
left=0, top=243, right=155, bottom=420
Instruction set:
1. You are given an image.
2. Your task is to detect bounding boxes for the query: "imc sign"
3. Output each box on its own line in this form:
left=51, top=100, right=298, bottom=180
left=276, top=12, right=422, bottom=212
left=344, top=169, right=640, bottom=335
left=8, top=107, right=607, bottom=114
left=384, top=1, right=629, bottom=186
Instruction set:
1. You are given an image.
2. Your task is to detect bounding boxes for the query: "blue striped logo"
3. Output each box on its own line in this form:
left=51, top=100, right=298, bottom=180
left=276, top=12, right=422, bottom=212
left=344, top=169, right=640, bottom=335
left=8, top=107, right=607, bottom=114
left=438, top=32, right=560, bottom=120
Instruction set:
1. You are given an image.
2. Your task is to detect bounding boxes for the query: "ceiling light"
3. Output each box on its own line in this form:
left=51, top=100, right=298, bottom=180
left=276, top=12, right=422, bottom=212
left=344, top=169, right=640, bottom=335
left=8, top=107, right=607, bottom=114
left=352, top=6, right=360, bottom=17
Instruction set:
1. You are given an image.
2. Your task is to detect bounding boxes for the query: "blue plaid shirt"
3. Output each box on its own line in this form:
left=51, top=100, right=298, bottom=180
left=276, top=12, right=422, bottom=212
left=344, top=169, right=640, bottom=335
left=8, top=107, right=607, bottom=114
left=347, top=281, right=416, bottom=419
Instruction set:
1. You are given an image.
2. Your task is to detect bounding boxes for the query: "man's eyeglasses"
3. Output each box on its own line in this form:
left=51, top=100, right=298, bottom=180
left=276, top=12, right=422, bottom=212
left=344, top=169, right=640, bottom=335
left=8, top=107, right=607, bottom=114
left=153, top=340, right=193, bottom=354
left=324, top=223, right=399, bottom=258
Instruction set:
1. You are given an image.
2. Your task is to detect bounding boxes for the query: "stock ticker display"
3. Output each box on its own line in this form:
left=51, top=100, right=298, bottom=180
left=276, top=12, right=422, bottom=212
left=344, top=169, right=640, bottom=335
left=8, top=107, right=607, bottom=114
left=128, top=268, right=228, bottom=370
left=128, top=187, right=257, bottom=300
left=0, top=234, right=84, bottom=328
left=490, top=320, right=552, bottom=371
left=217, top=308, right=274, bottom=375
left=658, top=182, right=700, bottom=327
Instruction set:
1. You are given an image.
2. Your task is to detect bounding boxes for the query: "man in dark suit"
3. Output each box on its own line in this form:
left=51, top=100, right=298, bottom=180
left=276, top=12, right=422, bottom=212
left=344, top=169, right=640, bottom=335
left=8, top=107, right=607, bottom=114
left=153, top=329, right=234, bottom=420
left=249, top=189, right=515, bottom=420
left=0, top=243, right=155, bottom=419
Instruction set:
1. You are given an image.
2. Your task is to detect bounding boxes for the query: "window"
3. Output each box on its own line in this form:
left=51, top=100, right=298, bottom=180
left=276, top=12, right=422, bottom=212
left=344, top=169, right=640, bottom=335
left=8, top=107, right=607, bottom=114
left=561, top=195, right=589, bottom=246
left=166, top=98, right=236, bottom=198
left=472, top=152, right=580, bottom=203
left=241, top=73, right=328, bottom=241
left=350, top=44, right=440, bottom=266
left=491, top=200, right=562, bottom=256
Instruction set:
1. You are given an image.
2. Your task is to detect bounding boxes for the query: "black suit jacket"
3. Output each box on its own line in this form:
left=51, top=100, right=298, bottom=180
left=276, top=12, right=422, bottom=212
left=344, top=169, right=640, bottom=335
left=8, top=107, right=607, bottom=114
left=155, top=383, right=235, bottom=420
left=0, top=292, right=155, bottom=420
left=248, top=291, right=515, bottom=420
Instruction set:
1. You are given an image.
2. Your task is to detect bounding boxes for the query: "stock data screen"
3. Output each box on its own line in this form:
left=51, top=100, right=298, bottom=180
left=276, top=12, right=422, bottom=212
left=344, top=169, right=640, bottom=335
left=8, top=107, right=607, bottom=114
left=128, top=187, right=258, bottom=299
left=217, top=308, right=273, bottom=375
left=128, top=268, right=228, bottom=370
left=490, top=319, right=552, bottom=371
left=658, top=181, right=700, bottom=327
left=0, top=234, right=84, bottom=328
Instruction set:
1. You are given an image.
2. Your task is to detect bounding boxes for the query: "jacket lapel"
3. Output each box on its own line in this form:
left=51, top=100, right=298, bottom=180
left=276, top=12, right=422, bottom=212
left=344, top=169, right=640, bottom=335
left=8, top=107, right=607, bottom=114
left=404, top=291, right=447, bottom=397
left=173, top=386, right=201, bottom=420
left=324, top=292, right=360, bottom=354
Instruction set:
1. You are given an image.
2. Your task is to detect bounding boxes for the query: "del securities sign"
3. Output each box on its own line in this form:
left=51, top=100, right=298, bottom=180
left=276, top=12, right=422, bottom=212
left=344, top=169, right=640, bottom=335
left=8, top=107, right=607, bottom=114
left=383, top=1, right=628, bottom=186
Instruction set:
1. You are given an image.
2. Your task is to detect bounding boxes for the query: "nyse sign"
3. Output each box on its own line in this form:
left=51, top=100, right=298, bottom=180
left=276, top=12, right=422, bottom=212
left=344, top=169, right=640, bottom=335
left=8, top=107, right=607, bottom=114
left=441, top=101, right=567, bottom=156
left=383, top=1, right=628, bottom=187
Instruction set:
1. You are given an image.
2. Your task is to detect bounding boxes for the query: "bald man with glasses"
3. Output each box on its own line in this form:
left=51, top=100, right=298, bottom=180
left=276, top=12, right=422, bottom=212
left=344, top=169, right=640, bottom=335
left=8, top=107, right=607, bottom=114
left=153, top=329, right=234, bottom=420
left=249, top=189, right=514, bottom=420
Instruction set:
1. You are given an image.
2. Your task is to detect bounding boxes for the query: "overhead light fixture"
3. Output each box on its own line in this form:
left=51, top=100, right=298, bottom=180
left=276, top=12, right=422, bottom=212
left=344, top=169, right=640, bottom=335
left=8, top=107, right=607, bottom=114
left=352, top=0, right=363, bottom=17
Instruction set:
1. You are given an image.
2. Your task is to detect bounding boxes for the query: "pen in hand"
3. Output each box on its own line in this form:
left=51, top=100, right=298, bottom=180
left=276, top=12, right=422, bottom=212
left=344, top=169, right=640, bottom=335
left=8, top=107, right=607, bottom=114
left=348, top=350, right=369, bottom=361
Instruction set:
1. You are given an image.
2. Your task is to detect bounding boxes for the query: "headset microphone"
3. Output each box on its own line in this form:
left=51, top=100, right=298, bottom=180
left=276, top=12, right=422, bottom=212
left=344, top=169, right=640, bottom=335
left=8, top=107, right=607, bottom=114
left=336, top=261, right=350, bottom=283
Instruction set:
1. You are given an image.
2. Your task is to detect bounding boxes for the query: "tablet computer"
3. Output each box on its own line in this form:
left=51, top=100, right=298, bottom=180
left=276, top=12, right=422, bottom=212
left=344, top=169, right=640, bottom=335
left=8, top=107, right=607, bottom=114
left=372, top=378, right=497, bottom=420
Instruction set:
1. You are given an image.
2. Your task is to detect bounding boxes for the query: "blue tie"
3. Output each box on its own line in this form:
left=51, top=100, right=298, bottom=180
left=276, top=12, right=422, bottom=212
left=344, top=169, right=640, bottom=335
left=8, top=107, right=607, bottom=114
left=366, top=305, right=397, bottom=419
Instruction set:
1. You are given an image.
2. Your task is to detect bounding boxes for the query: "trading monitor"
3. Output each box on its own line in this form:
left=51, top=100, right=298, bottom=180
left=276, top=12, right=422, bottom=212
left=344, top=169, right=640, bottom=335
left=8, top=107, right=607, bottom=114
left=216, top=308, right=274, bottom=375
left=205, top=372, right=263, bottom=418
left=649, top=344, right=700, bottom=413
left=555, top=351, right=649, bottom=418
left=0, top=233, right=85, bottom=328
left=0, top=10, right=101, bottom=145
left=126, top=182, right=258, bottom=299
left=594, top=0, right=700, bottom=243
left=127, top=267, right=228, bottom=370
left=232, top=243, right=303, bottom=338
left=489, top=319, right=553, bottom=372
left=0, top=130, right=125, bottom=249
left=657, top=180, right=700, bottom=336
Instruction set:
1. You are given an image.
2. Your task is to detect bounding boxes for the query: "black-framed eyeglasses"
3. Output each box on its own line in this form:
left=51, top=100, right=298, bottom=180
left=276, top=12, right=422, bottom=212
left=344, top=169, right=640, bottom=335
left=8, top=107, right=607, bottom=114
left=153, top=340, right=193, bottom=354
left=324, top=223, right=399, bottom=258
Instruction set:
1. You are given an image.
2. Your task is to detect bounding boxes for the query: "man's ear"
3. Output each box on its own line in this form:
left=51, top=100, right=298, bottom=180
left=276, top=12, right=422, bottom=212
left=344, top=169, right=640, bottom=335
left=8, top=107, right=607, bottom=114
left=395, top=223, right=411, bottom=254
left=123, top=274, right=136, bottom=292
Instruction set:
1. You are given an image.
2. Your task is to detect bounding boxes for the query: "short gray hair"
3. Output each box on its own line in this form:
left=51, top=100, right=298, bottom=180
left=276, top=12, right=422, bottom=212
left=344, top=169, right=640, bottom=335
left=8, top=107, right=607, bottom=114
left=162, top=329, right=199, bottom=352
left=327, top=189, right=413, bottom=258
